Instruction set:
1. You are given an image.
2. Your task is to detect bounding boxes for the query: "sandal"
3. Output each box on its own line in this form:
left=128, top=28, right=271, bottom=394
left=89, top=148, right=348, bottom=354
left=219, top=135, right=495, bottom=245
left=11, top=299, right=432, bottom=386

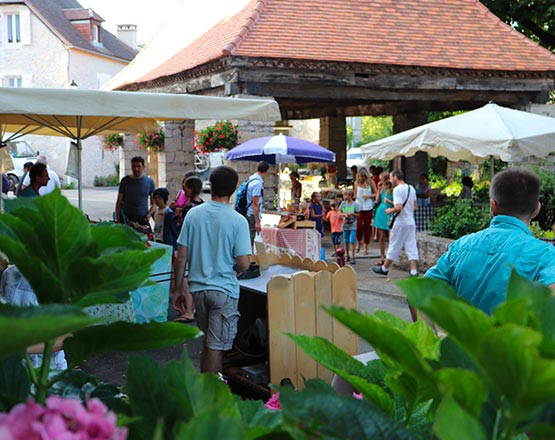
left=374, top=260, right=384, bottom=266
left=351, top=258, right=356, bottom=265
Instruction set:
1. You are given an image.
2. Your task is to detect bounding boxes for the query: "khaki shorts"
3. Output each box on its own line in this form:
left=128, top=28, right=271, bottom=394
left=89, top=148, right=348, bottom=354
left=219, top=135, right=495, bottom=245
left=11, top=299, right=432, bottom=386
left=192, top=290, right=240, bottom=351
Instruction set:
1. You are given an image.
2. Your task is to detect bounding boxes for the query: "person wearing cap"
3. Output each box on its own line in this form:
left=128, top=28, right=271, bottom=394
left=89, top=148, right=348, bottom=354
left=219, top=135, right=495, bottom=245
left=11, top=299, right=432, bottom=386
left=151, top=187, right=179, bottom=251
left=21, top=154, right=61, bottom=195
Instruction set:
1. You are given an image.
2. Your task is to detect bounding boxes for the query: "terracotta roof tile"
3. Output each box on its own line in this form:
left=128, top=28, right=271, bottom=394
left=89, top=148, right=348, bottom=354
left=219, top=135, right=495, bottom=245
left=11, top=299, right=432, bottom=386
left=135, top=0, right=555, bottom=85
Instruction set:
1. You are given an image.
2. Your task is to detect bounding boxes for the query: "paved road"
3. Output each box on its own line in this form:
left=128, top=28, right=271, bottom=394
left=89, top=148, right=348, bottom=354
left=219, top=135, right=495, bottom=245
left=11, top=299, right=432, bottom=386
left=62, top=187, right=119, bottom=222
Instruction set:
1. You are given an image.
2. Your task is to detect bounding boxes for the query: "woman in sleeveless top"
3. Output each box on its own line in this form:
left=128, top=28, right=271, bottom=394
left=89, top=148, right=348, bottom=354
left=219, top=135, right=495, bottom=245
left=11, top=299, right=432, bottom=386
left=373, top=171, right=394, bottom=265
left=354, top=167, right=377, bottom=255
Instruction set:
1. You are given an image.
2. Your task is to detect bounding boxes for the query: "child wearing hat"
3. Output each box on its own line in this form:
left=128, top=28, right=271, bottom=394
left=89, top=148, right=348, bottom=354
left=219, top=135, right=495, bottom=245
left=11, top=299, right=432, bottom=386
left=152, top=187, right=179, bottom=251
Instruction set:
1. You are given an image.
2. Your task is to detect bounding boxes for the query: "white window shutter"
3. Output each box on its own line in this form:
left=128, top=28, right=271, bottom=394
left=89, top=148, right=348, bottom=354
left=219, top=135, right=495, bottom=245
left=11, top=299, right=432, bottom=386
left=22, top=74, right=32, bottom=87
left=20, top=9, right=30, bottom=44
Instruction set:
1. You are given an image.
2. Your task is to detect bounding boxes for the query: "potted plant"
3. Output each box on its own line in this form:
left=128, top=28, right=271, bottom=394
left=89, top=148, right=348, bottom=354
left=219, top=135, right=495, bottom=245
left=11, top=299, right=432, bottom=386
left=135, top=128, right=165, bottom=153
left=192, top=120, right=239, bottom=155
left=101, top=133, right=124, bottom=152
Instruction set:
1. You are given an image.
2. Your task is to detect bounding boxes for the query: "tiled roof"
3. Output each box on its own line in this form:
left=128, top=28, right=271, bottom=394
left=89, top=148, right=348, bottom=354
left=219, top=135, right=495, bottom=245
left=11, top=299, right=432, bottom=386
left=17, top=0, right=137, bottom=61
left=135, top=0, right=555, bottom=86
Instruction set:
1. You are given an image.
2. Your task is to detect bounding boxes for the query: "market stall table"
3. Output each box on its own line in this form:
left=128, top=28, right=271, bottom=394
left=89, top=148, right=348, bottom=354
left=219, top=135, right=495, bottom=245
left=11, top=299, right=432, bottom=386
left=225, top=253, right=357, bottom=392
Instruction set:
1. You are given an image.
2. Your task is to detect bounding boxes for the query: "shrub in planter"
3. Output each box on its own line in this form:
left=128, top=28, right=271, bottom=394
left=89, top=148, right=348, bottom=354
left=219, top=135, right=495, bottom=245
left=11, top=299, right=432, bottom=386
left=429, top=199, right=490, bottom=239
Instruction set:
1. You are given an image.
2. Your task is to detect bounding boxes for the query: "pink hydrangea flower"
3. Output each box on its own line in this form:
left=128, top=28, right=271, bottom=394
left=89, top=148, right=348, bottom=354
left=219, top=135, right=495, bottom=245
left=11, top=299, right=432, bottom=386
left=0, top=396, right=127, bottom=440
left=265, top=393, right=281, bottom=410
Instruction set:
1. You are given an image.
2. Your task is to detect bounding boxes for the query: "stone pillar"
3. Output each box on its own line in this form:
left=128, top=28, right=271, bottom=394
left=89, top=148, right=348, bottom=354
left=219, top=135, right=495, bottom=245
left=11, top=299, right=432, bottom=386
left=392, top=112, right=428, bottom=185
left=224, top=121, right=276, bottom=210
left=120, top=134, right=142, bottom=179
left=160, top=120, right=196, bottom=198
left=319, top=116, right=346, bottom=179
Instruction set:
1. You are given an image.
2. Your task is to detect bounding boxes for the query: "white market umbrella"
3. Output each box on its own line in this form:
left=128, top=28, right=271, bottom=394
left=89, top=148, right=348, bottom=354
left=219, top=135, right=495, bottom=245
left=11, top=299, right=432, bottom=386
left=361, top=102, right=555, bottom=167
left=0, top=87, right=281, bottom=209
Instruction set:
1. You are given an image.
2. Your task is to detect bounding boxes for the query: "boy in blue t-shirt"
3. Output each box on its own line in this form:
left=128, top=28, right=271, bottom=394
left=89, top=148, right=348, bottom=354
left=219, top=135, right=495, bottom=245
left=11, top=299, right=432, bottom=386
left=172, top=166, right=251, bottom=374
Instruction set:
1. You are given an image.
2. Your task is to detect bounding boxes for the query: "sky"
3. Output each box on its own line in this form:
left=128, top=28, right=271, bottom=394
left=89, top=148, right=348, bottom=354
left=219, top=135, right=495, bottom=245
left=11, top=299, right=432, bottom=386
left=83, top=0, right=184, bottom=45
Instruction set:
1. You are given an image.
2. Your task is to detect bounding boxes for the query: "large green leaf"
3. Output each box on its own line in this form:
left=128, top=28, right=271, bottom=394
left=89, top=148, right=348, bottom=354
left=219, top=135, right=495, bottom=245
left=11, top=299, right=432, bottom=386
left=0, top=304, right=99, bottom=359
left=327, top=307, right=434, bottom=381
left=504, top=271, right=555, bottom=350
left=374, top=311, right=441, bottom=361
left=63, top=321, right=201, bottom=365
left=434, top=396, right=487, bottom=440
left=288, top=334, right=394, bottom=414
left=478, top=324, right=555, bottom=415
left=435, top=369, right=487, bottom=418
left=0, top=191, right=163, bottom=306
left=401, top=278, right=492, bottom=356
left=0, top=355, right=30, bottom=411
left=238, top=399, right=283, bottom=434
left=279, top=379, right=418, bottom=439
left=126, top=353, right=236, bottom=440
left=175, top=408, right=245, bottom=439
left=90, top=223, right=146, bottom=254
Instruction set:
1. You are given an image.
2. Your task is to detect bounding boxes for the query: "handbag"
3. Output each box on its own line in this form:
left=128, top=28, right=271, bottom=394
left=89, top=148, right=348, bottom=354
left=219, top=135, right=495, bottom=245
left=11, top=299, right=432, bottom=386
left=387, top=186, right=412, bottom=229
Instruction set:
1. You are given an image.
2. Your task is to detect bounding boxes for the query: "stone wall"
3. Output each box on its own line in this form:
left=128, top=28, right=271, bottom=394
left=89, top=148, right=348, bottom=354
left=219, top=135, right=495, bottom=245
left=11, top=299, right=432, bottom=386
left=396, top=232, right=453, bottom=272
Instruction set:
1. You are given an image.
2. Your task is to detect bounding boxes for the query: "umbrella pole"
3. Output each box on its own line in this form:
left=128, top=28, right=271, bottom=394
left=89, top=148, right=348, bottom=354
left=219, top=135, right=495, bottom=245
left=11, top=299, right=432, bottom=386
left=490, top=156, right=494, bottom=179
left=76, top=139, right=83, bottom=211
left=278, top=162, right=282, bottom=211
left=76, top=116, right=83, bottom=211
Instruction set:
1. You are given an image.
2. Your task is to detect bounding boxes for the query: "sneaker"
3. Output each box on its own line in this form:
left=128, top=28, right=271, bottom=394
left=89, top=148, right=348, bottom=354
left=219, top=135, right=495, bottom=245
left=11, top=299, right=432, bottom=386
left=408, top=273, right=419, bottom=278
left=371, top=266, right=389, bottom=276
left=346, top=256, right=351, bottom=262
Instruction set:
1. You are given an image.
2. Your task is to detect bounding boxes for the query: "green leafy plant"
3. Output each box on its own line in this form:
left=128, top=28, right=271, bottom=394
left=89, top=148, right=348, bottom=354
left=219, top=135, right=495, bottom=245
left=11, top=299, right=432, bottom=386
left=193, top=120, right=239, bottom=154
left=529, top=221, right=555, bottom=241
left=531, top=166, right=555, bottom=230
left=0, top=191, right=200, bottom=406
left=102, top=133, right=124, bottom=152
left=94, top=175, right=120, bottom=187
left=290, top=272, right=555, bottom=440
left=62, top=182, right=77, bottom=190
left=135, top=128, right=164, bottom=153
left=429, top=198, right=490, bottom=239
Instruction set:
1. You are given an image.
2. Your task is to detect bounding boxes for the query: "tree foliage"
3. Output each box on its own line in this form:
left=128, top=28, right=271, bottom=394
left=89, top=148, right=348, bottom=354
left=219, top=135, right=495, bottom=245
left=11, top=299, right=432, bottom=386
left=482, top=0, right=555, bottom=51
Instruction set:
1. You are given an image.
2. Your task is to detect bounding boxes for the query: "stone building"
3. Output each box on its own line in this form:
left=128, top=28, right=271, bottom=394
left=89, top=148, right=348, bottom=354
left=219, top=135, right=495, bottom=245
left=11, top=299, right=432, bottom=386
left=108, top=0, right=555, bottom=193
left=0, top=0, right=137, bottom=186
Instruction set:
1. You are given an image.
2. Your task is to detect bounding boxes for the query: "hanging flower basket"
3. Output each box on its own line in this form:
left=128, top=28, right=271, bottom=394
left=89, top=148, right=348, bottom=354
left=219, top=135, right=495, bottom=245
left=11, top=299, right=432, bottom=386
left=192, top=120, right=239, bottom=155
left=135, top=128, right=165, bottom=153
left=102, top=133, right=124, bottom=152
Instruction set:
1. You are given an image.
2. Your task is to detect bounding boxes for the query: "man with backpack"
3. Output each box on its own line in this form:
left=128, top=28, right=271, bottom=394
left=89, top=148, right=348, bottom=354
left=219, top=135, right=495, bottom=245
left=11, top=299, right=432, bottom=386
left=236, top=161, right=269, bottom=246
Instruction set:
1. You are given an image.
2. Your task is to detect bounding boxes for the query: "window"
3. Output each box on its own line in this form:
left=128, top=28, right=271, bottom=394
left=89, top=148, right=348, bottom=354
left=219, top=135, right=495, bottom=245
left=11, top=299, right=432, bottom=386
left=92, top=25, right=99, bottom=42
left=5, top=76, right=22, bottom=87
left=7, top=13, right=21, bottom=43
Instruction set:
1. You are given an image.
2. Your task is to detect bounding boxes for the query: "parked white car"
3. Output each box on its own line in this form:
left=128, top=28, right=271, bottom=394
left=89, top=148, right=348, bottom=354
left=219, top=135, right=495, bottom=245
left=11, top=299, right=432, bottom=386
left=4, top=140, right=38, bottom=191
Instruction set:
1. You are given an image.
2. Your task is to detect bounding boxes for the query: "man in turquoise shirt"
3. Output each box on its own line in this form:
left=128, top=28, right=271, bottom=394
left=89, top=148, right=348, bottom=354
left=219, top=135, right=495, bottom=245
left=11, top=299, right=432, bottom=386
left=172, top=166, right=251, bottom=374
left=426, top=168, right=555, bottom=314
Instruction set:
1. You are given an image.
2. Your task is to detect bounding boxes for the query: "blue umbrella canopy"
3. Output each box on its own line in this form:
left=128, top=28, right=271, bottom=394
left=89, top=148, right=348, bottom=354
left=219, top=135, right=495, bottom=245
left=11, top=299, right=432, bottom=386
left=225, top=133, right=335, bottom=164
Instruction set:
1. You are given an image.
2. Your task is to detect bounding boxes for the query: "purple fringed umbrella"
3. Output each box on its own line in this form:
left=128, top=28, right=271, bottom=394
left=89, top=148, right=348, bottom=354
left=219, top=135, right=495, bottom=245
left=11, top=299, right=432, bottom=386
left=225, top=133, right=335, bottom=164
left=226, top=133, right=336, bottom=210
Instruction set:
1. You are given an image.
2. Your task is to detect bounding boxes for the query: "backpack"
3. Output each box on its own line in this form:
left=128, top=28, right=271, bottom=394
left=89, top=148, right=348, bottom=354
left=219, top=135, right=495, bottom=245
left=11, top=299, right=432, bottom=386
left=235, top=177, right=254, bottom=216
